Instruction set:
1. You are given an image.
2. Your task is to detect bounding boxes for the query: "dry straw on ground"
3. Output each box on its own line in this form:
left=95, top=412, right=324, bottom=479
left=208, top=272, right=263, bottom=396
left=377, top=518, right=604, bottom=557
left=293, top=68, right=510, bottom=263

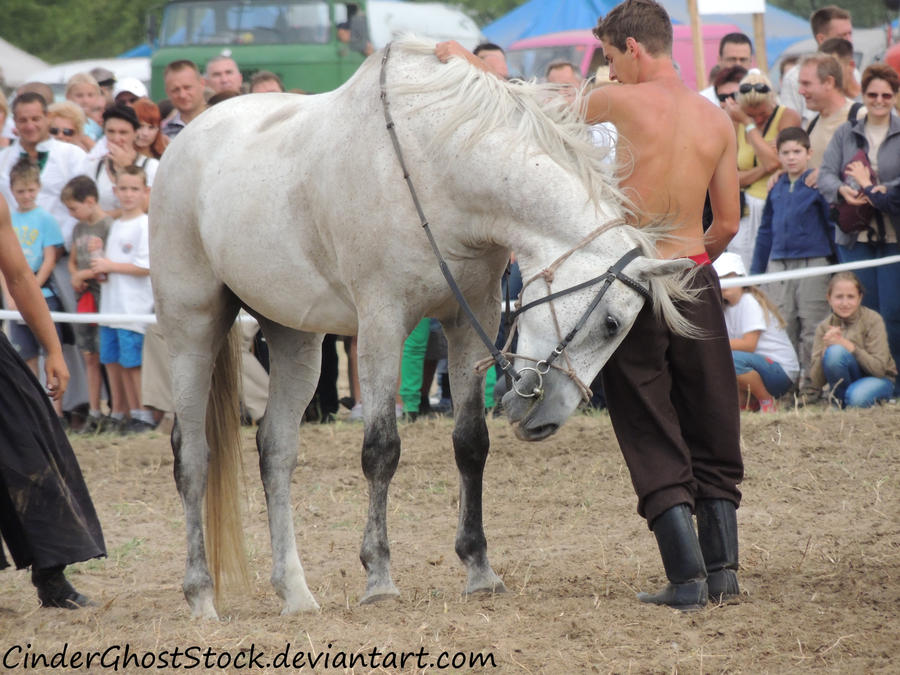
left=1, top=405, right=897, bottom=673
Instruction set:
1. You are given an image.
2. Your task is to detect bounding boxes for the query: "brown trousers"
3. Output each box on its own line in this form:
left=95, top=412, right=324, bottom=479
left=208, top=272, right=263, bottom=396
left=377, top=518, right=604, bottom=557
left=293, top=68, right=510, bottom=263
left=601, top=265, right=743, bottom=527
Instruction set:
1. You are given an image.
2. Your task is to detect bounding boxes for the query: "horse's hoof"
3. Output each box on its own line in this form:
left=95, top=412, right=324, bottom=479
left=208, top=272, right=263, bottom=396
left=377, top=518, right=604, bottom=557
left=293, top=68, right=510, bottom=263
left=281, top=596, right=320, bottom=615
left=186, top=592, right=219, bottom=620
left=359, top=583, right=400, bottom=605
left=464, top=579, right=507, bottom=596
left=189, top=602, right=219, bottom=620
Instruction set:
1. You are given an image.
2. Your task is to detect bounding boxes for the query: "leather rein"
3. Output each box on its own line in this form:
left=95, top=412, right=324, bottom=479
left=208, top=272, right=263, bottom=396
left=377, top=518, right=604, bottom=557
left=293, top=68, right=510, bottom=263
left=378, top=42, right=651, bottom=401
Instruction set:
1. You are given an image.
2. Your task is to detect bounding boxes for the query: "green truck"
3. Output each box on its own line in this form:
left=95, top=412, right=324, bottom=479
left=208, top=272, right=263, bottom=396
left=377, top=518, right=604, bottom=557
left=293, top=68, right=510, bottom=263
left=149, top=0, right=372, bottom=99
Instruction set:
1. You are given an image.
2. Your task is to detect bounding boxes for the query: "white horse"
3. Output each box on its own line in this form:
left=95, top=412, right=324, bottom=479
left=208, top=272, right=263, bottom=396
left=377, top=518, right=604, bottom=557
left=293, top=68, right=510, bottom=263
left=149, top=37, right=693, bottom=619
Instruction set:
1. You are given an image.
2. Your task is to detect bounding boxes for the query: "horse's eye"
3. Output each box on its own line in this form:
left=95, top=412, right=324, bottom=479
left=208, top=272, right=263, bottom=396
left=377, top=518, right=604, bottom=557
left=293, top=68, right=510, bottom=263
left=605, top=314, right=620, bottom=335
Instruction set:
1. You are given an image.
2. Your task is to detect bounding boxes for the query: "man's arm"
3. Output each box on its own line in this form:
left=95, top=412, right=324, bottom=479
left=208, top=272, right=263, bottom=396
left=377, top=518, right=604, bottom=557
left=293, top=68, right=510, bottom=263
left=585, top=86, right=616, bottom=125
left=705, top=124, right=741, bottom=260
left=0, top=196, right=68, bottom=399
left=435, top=41, right=489, bottom=72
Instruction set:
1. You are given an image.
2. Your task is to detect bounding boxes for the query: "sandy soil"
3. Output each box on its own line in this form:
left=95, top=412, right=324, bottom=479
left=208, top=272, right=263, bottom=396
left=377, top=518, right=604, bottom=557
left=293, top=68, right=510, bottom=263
left=0, top=404, right=897, bottom=673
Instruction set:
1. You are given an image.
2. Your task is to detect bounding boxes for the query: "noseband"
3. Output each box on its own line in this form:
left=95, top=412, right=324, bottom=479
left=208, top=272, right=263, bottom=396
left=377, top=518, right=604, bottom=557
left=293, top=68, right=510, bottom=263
left=379, top=43, right=652, bottom=401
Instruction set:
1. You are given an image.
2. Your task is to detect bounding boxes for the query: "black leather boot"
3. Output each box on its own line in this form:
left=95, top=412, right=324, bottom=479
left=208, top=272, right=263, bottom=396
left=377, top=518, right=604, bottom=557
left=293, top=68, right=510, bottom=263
left=32, top=565, right=93, bottom=609
left=696, top=498, right=740, bottom=601
left=637, top=504, right=708, bottom=610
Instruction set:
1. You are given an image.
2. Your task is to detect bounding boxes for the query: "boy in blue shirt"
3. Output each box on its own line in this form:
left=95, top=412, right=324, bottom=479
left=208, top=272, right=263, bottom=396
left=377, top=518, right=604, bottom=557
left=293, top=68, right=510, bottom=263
left=1, top=159, right=65, bottom=416
left=751, top=127, right=834, bottom=395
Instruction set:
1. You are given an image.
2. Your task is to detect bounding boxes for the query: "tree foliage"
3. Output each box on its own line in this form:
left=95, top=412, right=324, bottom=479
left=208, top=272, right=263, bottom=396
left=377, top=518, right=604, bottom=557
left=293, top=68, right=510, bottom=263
left=0, top=0, right=161, bottom=63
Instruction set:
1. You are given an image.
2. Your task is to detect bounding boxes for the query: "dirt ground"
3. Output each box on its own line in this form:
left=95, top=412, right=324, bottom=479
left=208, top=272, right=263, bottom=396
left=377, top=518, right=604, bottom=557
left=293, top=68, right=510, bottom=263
left=0, top=404, right=898, bottom=673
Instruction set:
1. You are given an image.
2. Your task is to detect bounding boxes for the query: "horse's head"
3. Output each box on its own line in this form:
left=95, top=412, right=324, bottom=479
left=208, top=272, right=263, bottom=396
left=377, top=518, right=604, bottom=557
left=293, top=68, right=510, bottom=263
left=502, top=234, right=693, bottom=441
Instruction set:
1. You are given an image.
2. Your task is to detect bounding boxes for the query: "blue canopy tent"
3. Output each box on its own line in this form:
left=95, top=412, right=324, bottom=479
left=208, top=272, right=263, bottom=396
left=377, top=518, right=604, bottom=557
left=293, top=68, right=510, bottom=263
left=484, top=0, right=810, bottom=67
left=482, top=0, right=616, bottom=48
left=118, top=44, right=153, bottom=58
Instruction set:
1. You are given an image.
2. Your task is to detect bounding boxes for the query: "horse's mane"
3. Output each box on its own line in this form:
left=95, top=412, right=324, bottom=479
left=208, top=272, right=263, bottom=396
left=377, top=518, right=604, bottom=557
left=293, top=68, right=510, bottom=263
left=386, top=38, right=697, bottom=337
left=386, top=37, right=633, bottom=217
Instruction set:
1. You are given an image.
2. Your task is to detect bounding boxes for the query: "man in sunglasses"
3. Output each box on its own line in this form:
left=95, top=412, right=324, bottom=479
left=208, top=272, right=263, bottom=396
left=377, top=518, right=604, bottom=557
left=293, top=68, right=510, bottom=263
left=700, top=32, right=754, bottom=105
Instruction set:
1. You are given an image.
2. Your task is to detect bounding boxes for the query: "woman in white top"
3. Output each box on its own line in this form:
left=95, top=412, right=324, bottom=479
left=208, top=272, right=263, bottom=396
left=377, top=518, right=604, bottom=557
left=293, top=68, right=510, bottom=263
left=715, top=253, right=800, bottom=413
left=89, top=105, right=158, bottom=217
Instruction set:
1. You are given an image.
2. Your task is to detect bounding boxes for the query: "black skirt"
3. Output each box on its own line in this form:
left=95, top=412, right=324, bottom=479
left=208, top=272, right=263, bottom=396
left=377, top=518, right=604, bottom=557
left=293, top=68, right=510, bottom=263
left=0, top=331, right=105, bottom=570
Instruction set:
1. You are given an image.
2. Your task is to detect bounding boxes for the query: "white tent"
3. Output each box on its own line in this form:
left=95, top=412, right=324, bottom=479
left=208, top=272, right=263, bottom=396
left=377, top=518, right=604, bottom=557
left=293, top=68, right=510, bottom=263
left=0, top=37, right=49, bottom=88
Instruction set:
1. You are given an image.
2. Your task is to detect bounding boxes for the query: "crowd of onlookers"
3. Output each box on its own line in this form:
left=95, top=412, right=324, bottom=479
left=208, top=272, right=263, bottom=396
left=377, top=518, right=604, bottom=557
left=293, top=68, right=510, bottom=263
left=698, top=5, right=899, bottom=410
left=0, top=57, right=300, bottom=434
left=0, top=2, right=898, bottom=437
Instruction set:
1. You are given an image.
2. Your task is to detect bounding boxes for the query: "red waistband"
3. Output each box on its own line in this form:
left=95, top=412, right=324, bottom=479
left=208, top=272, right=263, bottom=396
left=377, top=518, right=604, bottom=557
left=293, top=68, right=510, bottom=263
left=685, top=252, right=711, bottom=266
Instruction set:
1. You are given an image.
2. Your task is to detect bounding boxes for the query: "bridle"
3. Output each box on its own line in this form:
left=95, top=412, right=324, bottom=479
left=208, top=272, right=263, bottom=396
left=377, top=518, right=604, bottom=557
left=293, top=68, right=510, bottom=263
left=379, top=43, right=652, bottom=401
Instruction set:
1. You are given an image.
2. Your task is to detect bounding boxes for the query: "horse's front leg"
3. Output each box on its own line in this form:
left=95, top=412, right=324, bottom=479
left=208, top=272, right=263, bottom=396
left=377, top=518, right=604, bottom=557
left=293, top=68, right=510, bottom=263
left=255, top=320, right=322, bottom=614
left=443, top=320, right=507, bottom=596
left=357, top=325, right=404, bottom=603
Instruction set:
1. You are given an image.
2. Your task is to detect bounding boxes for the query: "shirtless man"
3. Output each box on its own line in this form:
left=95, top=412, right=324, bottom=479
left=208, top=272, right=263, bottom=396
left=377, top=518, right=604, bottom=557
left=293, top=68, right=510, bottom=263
left=437, top=0, right=743, bottom=611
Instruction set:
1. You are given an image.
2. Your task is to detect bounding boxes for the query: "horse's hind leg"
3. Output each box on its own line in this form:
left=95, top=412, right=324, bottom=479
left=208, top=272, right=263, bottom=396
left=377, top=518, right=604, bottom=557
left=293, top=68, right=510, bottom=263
left=357, top=324, right=405, bottom=604
left=167, top=297, right=240, bottom=619
left=254, top=318, right=322, bottom=614
left=443, top=320, right=507, bottom=596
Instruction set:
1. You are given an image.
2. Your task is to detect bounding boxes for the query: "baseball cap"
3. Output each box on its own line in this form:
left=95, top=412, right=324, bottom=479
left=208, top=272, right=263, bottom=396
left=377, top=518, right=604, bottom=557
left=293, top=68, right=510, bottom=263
left=713, top=252, right=747, bottom=278
left=113, top=77, right=148, bottom=100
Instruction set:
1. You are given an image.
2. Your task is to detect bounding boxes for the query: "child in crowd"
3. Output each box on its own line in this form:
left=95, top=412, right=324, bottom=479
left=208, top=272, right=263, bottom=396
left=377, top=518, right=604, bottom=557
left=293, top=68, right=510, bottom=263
left=63, top=175, right=113, bottom=433
left=751, top=127, right=833, bottom=395
left=809, top=272, right=897, bottom=408
left=90, top=166, right=155, bottom=433
left=1, top=159, right=65, bottom=418
left=715, top=252, right=800, bottom=412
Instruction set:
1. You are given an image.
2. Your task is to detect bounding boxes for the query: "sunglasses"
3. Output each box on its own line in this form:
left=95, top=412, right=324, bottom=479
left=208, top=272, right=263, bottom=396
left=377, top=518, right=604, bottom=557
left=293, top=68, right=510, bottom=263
left=865, top=92, right=895, bottom=101
left=739, top=83, right=770, bottom=95
left=49, top=127, right=76, bottom=137
left=717, top=92, right=736, bottom=102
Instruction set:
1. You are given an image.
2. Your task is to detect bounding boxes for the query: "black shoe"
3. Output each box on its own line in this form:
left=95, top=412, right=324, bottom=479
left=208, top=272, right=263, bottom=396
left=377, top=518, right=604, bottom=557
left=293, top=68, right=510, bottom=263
left=32, top=566, right=93, bottom=609
left=96, top=415, right=121, bottom=433
left=120, top=418, right=155, bottom=435
left=637, top=504, right=708, bottom=611
left=696, top=499, right=740, bottom=601
left=76, top=415, right=103, bottom=435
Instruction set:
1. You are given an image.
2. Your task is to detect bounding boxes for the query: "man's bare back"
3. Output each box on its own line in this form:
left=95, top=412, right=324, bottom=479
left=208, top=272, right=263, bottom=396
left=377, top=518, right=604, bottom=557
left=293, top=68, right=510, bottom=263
left=586, top=44, right=740, bottom=260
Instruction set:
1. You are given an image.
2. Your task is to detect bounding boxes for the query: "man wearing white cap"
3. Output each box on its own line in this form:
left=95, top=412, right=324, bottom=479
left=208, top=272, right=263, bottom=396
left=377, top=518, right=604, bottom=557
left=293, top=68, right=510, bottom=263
left=112, top=78, right=148, bottom=107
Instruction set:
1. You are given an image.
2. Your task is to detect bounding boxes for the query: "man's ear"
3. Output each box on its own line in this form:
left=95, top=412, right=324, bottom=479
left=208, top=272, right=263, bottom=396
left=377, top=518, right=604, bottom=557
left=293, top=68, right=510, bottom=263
left=625, top=36, right=639, bottom=56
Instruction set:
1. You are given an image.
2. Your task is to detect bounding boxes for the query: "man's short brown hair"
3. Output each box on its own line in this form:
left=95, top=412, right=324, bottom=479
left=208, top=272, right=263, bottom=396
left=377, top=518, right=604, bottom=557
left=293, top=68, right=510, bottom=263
left=819, top=37, right=853, bottom=63
left=164, top=59, right=201, bottom=79
left=810, top=6, right=851, bottom=39
left=800, top=53, right=843, bottom=91
left=593, top=0, right=673, bottom=56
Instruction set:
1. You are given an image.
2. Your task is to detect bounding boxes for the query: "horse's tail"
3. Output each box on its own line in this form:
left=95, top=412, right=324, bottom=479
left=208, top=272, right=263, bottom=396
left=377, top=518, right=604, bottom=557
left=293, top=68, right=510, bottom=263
left=205, top=323, right=250, bottom=605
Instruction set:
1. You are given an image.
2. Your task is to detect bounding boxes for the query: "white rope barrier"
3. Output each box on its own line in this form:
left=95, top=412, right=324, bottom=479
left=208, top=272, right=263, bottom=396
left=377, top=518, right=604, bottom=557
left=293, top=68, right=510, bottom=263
left=717, top=254, right=900, bottom=288
left=1, top=255, right=898, bottom=326
left=0, top=310, right=260, bottom=326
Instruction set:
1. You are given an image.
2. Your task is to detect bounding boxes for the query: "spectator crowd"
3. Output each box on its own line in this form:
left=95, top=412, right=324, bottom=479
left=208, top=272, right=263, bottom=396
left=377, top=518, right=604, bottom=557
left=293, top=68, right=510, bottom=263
left=0, top=2, right=898, bottom=444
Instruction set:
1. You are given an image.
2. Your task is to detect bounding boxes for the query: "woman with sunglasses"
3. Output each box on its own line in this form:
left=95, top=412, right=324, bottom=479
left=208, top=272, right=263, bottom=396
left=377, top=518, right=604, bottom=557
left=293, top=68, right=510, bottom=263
left=722, top=70, right=801, bottom=270
left=712, top=65, right=747, bottom=110
left=47, top=101, right=94, bottom=154
left=819, top=64, right=900, bottom=397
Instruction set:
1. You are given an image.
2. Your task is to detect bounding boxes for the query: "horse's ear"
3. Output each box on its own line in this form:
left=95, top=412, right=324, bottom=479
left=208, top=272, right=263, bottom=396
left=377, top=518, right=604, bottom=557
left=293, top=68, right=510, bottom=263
left=627, top=257, right=694, bottom=281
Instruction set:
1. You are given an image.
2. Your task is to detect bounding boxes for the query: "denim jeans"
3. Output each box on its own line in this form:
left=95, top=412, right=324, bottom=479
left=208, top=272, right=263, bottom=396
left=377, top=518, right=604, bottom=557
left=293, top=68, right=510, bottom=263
left=822, top=345, right=893, bottom=408
left=732, top=350, right=794, bottom=398
left=836, top=241, right=900, bottom=395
